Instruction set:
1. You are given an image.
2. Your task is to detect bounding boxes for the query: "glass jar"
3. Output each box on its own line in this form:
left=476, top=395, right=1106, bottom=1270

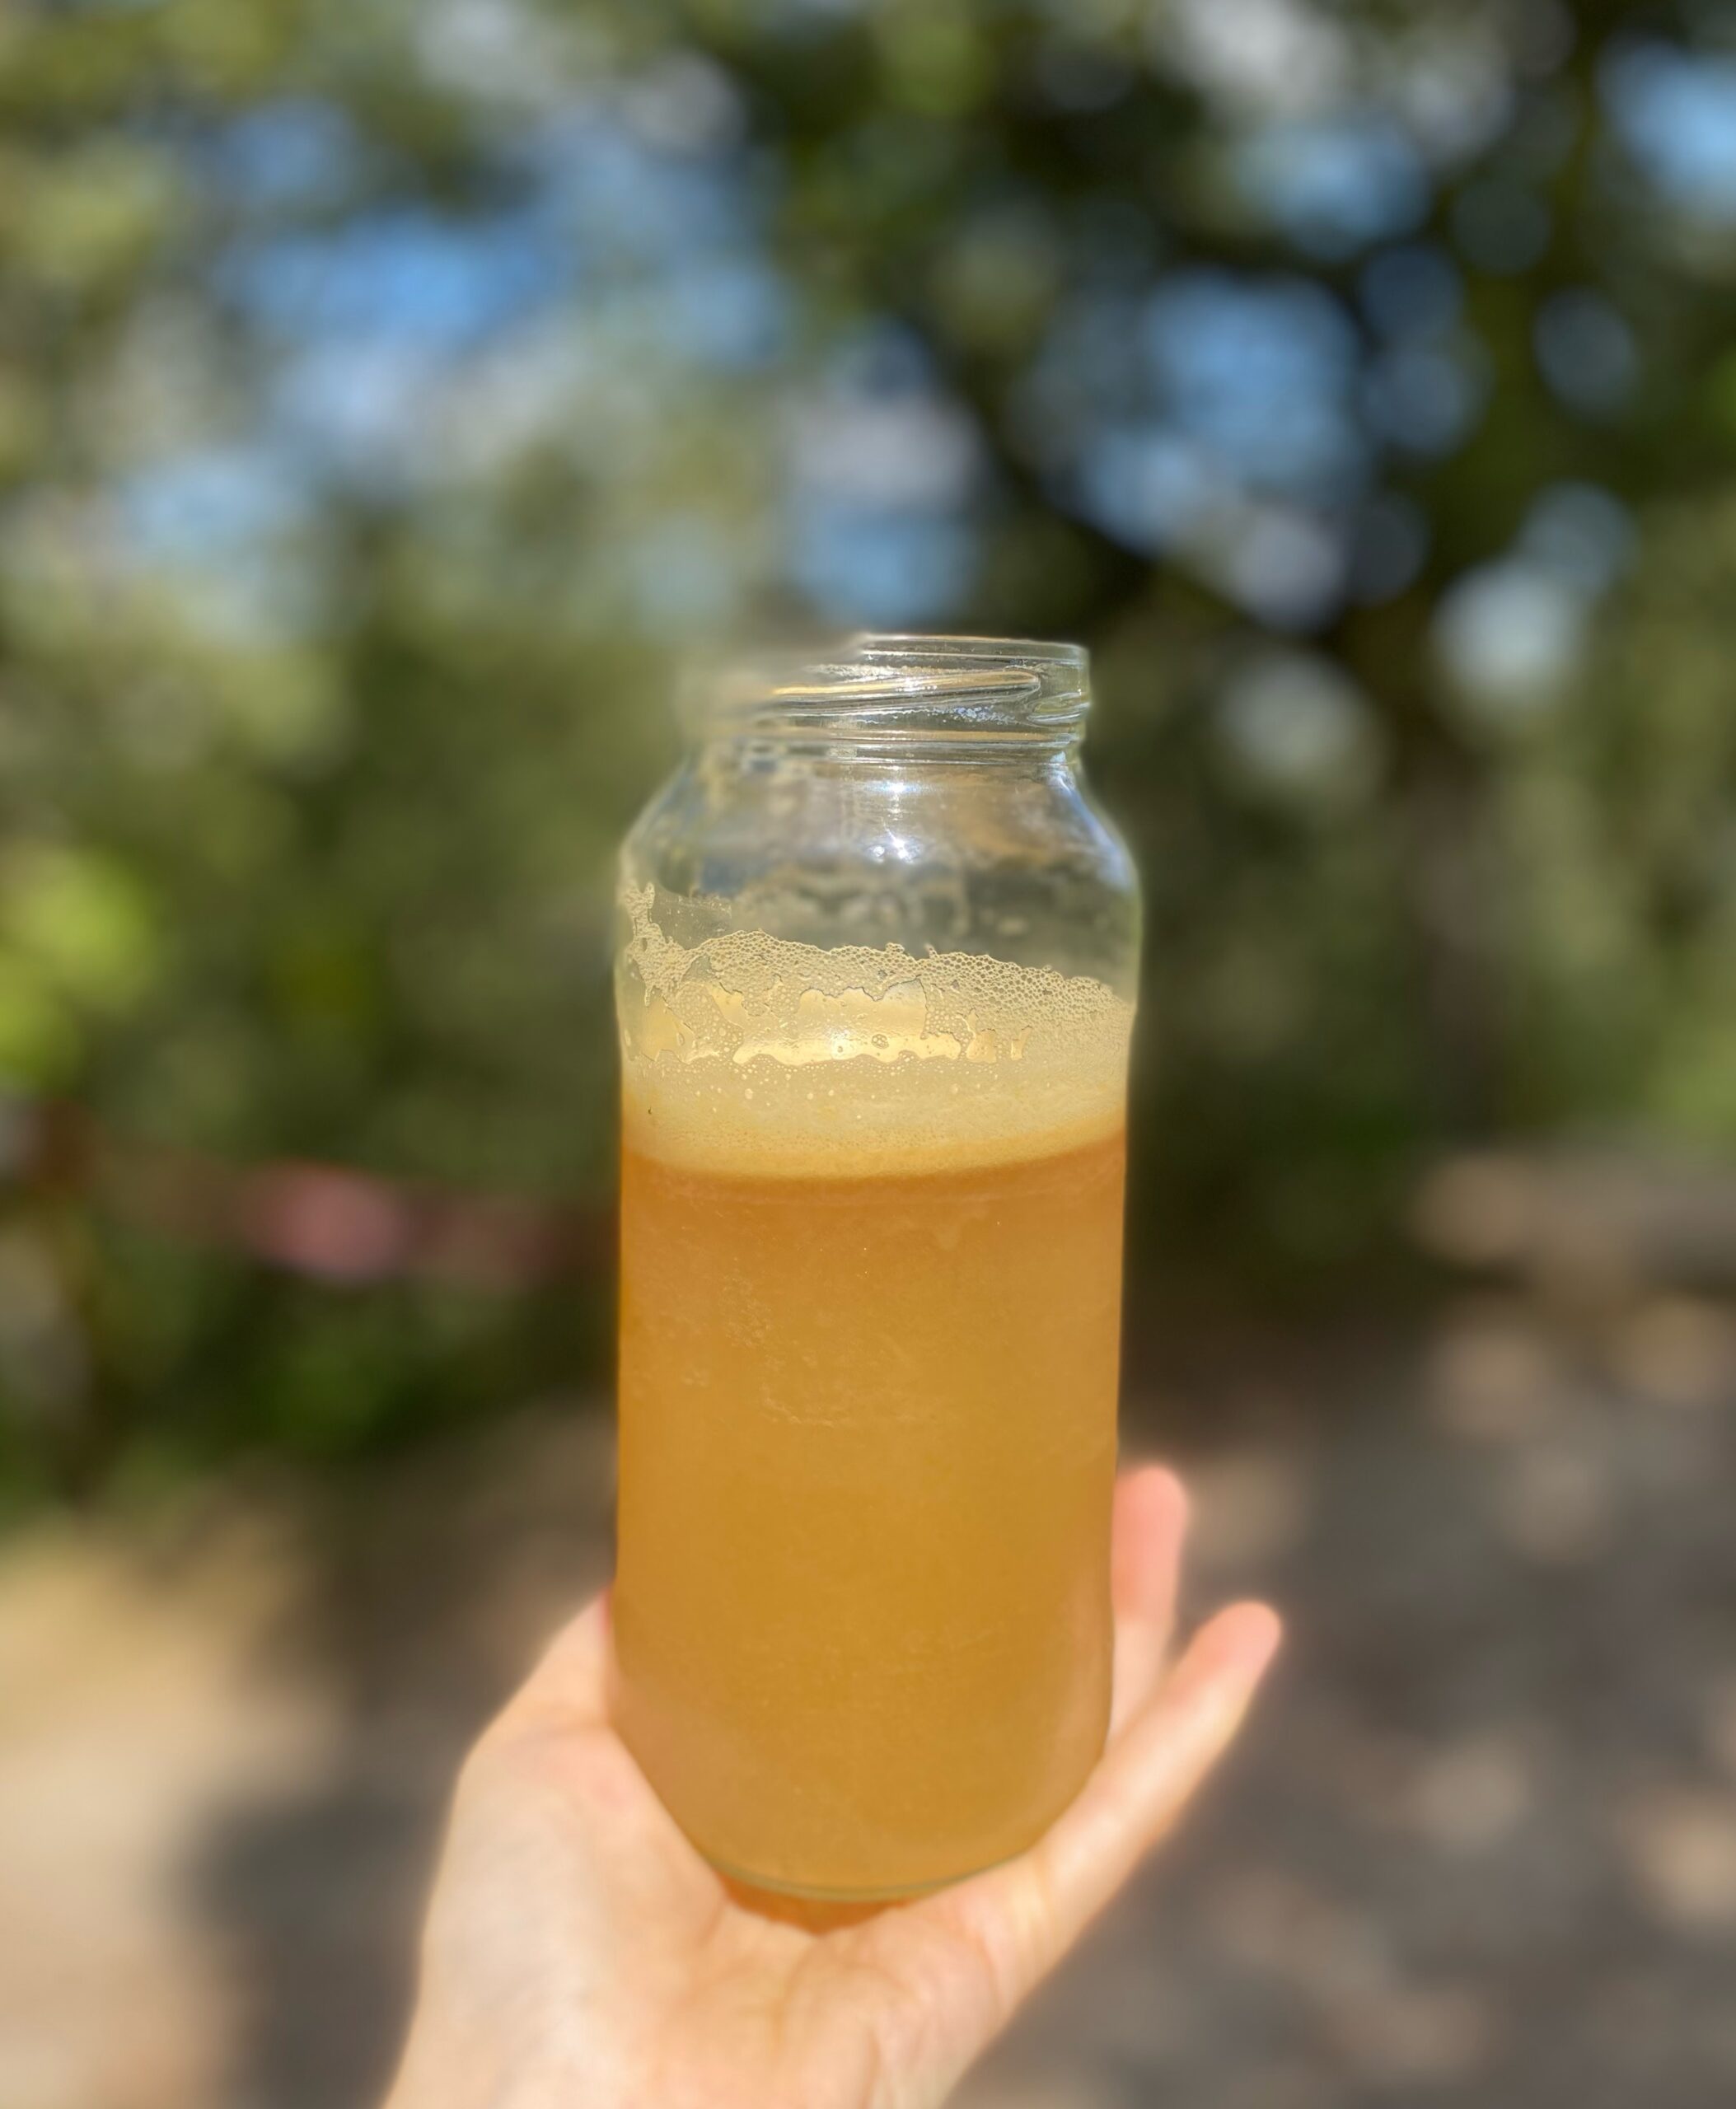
left=612, top=634, right=1139, bottom=1899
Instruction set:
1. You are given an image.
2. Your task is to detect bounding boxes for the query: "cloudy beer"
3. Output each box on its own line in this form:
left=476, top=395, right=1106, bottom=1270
left=612, top=638, right=1138, bottom=1898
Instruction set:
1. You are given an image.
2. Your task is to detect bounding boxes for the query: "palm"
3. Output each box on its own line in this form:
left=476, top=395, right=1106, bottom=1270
left=390, top=1469, right=1278, bottom=2109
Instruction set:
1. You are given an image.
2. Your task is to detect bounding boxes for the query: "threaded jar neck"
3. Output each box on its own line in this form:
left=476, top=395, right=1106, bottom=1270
left=684, top=634, right=1091, bottom=750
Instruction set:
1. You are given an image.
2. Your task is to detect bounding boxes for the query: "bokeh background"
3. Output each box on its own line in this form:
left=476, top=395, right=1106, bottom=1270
left=4, top=1, right=1736, bottom=2104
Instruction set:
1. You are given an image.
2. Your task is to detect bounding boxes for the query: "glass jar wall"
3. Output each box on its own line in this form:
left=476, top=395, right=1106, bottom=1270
left=613, top=635, right=1140, bottom=1899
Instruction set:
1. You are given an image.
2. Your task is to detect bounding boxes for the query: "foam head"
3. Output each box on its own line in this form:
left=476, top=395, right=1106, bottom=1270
left=618, top=885, right=1135, bottom=1176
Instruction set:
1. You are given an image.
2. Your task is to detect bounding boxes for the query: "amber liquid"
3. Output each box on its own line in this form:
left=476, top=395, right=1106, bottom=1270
left=614, top=1123, right=1125, bottom=1898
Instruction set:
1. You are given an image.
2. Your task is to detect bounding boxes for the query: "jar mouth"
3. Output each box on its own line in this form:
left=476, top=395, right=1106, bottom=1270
left=686, top=633, right=1091, bottom=742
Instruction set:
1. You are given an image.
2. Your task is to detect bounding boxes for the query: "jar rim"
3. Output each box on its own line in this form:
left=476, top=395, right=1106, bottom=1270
left=685, top=633, right=1092, bottom=741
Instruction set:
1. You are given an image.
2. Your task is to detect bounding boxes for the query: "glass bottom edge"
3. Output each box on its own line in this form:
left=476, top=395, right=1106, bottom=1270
left=704, top=1845, right=1022, bottom=1907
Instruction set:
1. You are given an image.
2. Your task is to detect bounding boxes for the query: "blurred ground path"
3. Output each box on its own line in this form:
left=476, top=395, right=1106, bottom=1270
left=5, top=1286, right=1736, bottom=2109
left=0, top=1412, right=616, bottom=2109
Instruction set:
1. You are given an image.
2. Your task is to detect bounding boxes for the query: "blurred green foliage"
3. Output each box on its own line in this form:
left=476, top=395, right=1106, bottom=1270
left=2, top=0, right=1735, bottom=1493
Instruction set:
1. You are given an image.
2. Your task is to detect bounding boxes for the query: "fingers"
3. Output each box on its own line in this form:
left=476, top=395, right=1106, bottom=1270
left=931, top=1597, right=1280, bottom=2018
left=1108, top=1465, right=1189, bottom=1737
left=1036, top=1601, right=1280, bottom=1943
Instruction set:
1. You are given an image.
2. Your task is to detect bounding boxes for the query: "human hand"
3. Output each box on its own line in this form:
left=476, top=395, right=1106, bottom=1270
left=386, top=1466, right=1280, bottom=2109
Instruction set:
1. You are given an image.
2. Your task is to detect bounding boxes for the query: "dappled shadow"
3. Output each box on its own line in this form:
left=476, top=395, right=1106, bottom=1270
left=178, top=1406, right=617, bottom=2109
left=192, top=1782, right=430, bottom=2109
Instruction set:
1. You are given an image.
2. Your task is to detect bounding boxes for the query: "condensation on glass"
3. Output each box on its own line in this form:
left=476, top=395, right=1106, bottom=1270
left=612, top=635, right=1140, bottom=1899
